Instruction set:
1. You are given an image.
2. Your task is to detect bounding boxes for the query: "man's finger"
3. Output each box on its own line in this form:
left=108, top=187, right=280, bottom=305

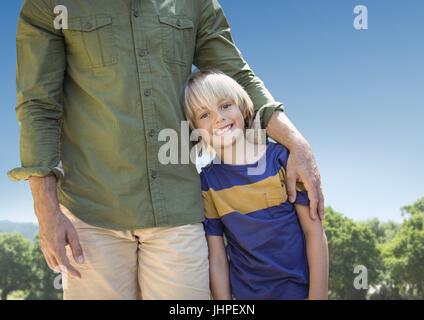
left=44, top=248, right=62, bottom=273
left=318, top=187, right=325, bottom=221
left=54, top=245, right=81, bottom=279
left=309, top=198, right=319, bottom=221
left=67, top=228, right=84, bottom=265
left=286, top=171, right=297, bottom=203
left=40, top=244, right=54, bottom=269
left=42, top=248, right=58, bottom=271
left=306, top=186, right=319, bottom=220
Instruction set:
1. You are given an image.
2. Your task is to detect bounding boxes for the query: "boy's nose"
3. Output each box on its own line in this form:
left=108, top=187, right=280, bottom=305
left=214, top=111, right=226, bottom=124
left=214, top=117, right=226, bottom=127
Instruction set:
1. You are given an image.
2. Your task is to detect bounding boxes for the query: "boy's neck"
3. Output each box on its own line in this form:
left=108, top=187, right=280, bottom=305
left=215, top=138, right=267, bottom=165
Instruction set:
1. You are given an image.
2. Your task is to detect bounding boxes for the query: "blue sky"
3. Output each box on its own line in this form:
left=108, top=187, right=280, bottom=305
left=1, top=0, right=423, bottom=223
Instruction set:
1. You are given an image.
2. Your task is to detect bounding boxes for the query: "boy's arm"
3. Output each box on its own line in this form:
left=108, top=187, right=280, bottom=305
left=206, top=235, right=232, bottom=300
left=295, top=204, right=329, bottom=300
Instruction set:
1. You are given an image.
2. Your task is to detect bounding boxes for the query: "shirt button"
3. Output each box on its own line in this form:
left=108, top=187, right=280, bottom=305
left=84, top=22, right=93, bottom=30
left=133, top=10, right=140, bottom=17
left=138, top=49, right=148, bottom=57
left=148, top=129, right=156, bottom=137
left=151, top=171, right=157, bottom=179
left=144, top=89, right=152, bottom=96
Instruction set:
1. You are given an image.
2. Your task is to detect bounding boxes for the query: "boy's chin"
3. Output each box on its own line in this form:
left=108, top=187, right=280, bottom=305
left=212, top=136, right=237, bottom=149
left=212, top=131, right=245, bottom=148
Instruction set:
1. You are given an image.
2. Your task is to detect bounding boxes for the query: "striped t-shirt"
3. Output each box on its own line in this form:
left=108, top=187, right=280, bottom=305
left=200, top=141, right=310, bottom=299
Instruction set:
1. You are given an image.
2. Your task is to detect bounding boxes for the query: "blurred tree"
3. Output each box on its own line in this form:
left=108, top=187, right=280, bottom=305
left=379, top=197, right=424, bottom=299
left=362, top=218, right=400, bottom=244
left=26, top=236, right=62, bottom=300
left=324, top=207, right=382, bottom=299
left=0, top=233, right=33, bottom=300
left=363, top=219, right=403, bottom=300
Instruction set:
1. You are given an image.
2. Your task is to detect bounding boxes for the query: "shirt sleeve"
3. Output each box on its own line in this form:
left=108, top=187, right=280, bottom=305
left=275, top=143, right=310, bottom=206
left=7, top=0, right=66, bottom=182
left=194, top=0, right=284, bottom=130
left=200, top=171, right=225, bottom=236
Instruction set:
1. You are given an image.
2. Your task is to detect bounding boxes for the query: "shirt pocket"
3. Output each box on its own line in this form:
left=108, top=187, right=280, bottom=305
left=159, top=16, right=195, bottom=67
left=264, top=187, right=287, bottom=208
left=65, top=15, right=118, bottom=69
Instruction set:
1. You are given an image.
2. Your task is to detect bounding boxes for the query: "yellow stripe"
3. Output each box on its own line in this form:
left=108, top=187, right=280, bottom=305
left=202, top=171, right=289, bottom=218
left=203, top=189, right=219, bottom=219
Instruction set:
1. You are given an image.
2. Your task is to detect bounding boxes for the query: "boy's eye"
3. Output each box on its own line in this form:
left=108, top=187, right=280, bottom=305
left=221, top=104, right=231, bottom=110
left=199, top=112, right=209, bottom=119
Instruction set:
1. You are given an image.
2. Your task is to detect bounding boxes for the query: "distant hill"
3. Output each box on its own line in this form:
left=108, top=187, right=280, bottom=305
left=0, top=220, right=39, bottom=241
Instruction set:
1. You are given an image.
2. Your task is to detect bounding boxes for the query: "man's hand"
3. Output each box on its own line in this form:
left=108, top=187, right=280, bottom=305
left=29, top=176, right=84, bottom=278
left=286, top=142, right=324, bottom=220
left=267, top=111, right=325, bottom=220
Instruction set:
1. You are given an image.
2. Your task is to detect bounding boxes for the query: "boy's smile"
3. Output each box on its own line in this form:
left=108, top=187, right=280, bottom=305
left=213, top=123, right=234, bottom=136
left=195, top=100, right=245, bottom=149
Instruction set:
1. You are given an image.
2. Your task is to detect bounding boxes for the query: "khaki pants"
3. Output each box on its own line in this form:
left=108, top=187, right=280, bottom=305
left=60, top=205, right=210, bottom=300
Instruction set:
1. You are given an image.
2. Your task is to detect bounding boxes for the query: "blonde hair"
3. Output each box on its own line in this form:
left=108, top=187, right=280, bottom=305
left=182, top=70, right=254, bottom=130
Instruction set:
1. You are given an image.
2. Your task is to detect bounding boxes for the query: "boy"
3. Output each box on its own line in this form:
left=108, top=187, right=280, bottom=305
left=183, top=70, right=328, bottom=300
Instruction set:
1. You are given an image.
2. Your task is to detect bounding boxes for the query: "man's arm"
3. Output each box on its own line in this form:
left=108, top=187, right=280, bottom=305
left=30, top=176, right=83, bottom=278
left=268, top=112, right=325, bottom=220
left=193, top=0, right=283, bottom=130
left=9, top=0, right=65, bottom=181
left=194, top=0, right=324, bottom=220
left=8, top=0, right=83, bottom=277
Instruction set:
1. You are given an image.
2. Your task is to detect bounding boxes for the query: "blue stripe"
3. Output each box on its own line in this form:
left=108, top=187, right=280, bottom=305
left=219, top=203, right=309, bottom=299
left=296, top=191, right=310, bottom=206
left=204, top=217, right=224, bottom=236
left=200, top=142, right=287, bottom=191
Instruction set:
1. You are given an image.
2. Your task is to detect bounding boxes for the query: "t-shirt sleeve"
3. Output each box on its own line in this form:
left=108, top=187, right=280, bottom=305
left=294, top=181, right=310, bottom=206
left=274, top=143, right=310, bottom=206
left=200, top=170, right=224, bottom=236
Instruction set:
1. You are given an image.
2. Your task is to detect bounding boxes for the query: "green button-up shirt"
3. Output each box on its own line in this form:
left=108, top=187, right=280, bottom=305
left=8, top=0, right=284, bottom=230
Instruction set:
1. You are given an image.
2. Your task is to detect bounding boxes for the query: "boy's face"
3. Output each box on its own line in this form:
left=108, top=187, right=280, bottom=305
left=194, top=99, right=245, bottom=149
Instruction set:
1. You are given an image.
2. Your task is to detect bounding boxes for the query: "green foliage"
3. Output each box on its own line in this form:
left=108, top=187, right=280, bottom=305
left=324, top=208, right=382, bottom=299
left=377, top=198, right=424, bottom=299
left=0, top=233, right=62, bottom=300
left=361, top=218, right=400, bottom=244
left=26, top=237, right=63, bottom=300
left=0, top=233, right=33, bottom=300
left=324, top=197, right=424, bottom=300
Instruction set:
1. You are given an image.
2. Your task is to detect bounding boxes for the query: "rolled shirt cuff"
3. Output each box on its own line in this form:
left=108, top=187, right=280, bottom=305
left=258, top=102, right=285, bottom=129
left=7, top=164, right=64, bottom=182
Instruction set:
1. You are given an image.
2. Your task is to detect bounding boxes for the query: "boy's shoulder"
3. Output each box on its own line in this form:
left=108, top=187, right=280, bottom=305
left=199, top=160, right=214, bottom=176
left=199, top=162, right=215, bottom=191
left=200, top=162, right=232, bottom=193
left=199, top=140, right=291, bottom=190
left=266, top=140, right=290, bottom=166
left=267, top=139, right=289, bottom=152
